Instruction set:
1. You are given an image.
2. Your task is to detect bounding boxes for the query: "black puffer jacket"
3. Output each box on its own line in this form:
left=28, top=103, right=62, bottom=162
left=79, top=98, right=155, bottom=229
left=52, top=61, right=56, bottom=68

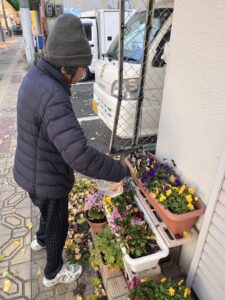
left=13, top=59, right=129, bottom=199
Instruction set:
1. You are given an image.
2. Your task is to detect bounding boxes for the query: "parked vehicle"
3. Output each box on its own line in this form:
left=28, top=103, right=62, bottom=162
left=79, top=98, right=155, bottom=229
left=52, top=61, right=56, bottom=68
left=93, top=1, right=174, bottom=138
left=12, top=25, right=23, bottom=36
left=80, top=9, right=135, bottom=81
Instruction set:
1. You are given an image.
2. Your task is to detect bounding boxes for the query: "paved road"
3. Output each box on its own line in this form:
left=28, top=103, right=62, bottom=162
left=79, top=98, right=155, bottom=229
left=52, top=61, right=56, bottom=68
left=71, top=81, right=157, bottom=155
left=71, top=81, right=112, bottom=153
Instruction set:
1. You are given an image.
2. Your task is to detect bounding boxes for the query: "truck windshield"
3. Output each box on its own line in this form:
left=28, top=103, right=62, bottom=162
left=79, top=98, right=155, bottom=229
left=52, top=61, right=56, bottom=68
left=107, top=8, right=173, bottom=63
left=83, top=23, right=92, bottom=41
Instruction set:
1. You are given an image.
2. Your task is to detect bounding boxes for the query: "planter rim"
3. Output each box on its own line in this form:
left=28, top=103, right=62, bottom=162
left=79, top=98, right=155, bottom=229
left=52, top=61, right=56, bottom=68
left=125, top=156, right=206, bottom=221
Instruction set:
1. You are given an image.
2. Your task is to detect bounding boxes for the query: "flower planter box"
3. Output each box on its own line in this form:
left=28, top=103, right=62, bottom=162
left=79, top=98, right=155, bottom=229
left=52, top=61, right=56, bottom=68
left=121, top=195, right=169, bottom=273
left=104, top=200, right=169, bottom=274
left=125, top=155, right=206, bottom=235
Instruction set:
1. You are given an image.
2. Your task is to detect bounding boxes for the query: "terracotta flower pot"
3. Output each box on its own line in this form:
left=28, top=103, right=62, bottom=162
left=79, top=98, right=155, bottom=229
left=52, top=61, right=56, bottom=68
left=147, top=192, right=205, bottom=234
left=125, top=155, right=206, bottom=235
left=86, top=212, right=107, bottom=234
left=101, top=263, right=121, bottom=278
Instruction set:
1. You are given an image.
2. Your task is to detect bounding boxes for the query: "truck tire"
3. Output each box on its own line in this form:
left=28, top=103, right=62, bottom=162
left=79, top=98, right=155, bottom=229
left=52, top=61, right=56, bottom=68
left=80, top=68, right=90, bottom=82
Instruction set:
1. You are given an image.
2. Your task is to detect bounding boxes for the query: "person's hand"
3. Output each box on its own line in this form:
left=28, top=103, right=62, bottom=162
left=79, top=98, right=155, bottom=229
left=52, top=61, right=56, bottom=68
left=107, top=181, right=123, bottom=197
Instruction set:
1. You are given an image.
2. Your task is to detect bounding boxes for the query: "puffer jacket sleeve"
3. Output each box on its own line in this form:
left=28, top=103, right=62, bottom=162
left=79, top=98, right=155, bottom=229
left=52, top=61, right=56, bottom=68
left=44, top=90, right=129, bottom=182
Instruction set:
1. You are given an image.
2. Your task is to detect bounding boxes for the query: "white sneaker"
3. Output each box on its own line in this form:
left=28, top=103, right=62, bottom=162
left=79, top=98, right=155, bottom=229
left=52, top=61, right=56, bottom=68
left=43, top=263, right=82, bottom=288
left=31, top=236, right=46, bottom=251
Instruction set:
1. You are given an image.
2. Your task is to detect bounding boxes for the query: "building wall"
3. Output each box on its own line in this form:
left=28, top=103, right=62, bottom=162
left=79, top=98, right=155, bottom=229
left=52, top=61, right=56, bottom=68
left=156, top=0, right=225, bottom=273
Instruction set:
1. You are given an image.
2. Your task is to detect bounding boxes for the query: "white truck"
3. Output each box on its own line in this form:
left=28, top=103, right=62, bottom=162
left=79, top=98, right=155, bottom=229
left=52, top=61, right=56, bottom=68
left=80, top=9, right=135, bottom=81
left=92, top=1, right=174, bottom=138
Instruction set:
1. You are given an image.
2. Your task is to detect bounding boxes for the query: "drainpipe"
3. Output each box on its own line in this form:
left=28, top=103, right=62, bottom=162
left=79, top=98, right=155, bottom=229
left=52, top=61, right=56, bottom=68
left=19, top=0, right=35, bottom=65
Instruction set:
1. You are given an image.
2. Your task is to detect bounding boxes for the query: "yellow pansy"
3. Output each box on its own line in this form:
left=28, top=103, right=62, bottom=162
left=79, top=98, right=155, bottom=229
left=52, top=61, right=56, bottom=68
left=159, top=194, right=167, bottom=202
left=155, top=187, right=159, bottom=195
left=103, top=196, right=113, bottom=206
left=178, top=279, right=184, bottom=286
left=194, top=196, right=199, bottom=202
left=169, top=175, right=175, bottom=183
left=168, top=287, right=175, bottom=297
left=166, top=189, right=172, bottom=197
left=146, top=167, right=150, bottom=171
left=179, top=184, right=186, bottom=195
left=183, top=231, right=191, bottom=238
left=76, top=295, right=83, bottom=300
left=187, top=203, right=194, bottom=210
left=188, top=187, right=195, bottom=195
left=184, top=287, right=191, bottom=298
left=161, top=277, right=167, bottom=283
left=185, top=195, right=193, bottom=203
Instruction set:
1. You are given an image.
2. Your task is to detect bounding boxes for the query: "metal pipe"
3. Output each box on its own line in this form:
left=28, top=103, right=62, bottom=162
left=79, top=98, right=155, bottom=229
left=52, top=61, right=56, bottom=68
left=109, top=0, right=125, bottom=154
left=132, top=0, right=155, bottom=146
left=19, top=0, right=35, bottom=65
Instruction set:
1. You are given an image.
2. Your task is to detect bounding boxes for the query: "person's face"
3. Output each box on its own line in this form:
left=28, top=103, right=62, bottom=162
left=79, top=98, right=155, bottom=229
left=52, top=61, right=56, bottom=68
left=60, top=67, right=85, bottom=86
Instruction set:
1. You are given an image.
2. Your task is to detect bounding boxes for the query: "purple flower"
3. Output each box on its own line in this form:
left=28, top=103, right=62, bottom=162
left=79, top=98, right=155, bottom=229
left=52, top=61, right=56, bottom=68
left=85, top=193, right=104, bottom=210
left=132, top=277, right=141, bottom=288
left=134, top=296, right=141, bottom=300
left=164, top=185, right=170, bottom=191
left=127, top=281, right=132, bottom=290
left=112, top=207, right=122, bottom=219
left=141, top=175, right=147, bottom=183
left=149, top=168, right=156, bottom=176
left=126, top=204, right=132, bottom=211
left=131, top=217, right=145, bottom=226
left=175, top=178, right=182, bottom=186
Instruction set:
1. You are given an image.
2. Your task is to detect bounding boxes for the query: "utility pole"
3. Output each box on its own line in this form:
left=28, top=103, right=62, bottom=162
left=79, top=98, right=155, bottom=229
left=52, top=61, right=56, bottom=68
left=19, top=0, right=35, bottom=64
left=1, top=0, right=10, bottom=36
left=0, top=17, right=5, bottom=42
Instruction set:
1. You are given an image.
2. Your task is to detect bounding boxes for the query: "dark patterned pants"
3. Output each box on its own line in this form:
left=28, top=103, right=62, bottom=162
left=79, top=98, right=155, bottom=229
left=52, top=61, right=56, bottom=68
left=29, top=193, right=69, bottom=279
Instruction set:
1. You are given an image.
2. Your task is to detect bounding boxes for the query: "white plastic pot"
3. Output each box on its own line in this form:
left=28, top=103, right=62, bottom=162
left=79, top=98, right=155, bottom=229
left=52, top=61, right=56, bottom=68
left=121, top=195, right=169, bottom=273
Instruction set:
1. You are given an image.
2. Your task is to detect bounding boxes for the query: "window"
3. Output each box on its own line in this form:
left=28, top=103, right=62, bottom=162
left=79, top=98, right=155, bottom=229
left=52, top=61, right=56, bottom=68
left=83, top=23, right=92, bottom=41
left=107, top=8, right=173, bottom=63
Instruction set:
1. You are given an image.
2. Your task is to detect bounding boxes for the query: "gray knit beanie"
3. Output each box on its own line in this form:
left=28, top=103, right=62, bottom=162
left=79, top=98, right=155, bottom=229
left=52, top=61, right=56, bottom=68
left=44, top=14, right=92, bottom=67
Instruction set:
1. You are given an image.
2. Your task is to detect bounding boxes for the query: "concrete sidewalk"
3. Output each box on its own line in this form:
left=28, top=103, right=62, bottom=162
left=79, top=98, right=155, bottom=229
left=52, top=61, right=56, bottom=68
left=0, top=38, right=90, bottom=300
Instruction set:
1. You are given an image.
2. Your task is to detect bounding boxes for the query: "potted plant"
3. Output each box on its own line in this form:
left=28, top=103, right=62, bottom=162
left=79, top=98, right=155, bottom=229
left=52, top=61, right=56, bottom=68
left=127, top=277, right=193, bottom=300
left=85, top=193, right=107, bottom=234
left=125, top=152, right=205, bottom=235
left=103, top=190, right=169, bottom=273
left=93, top=226, right=123, bottom=277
